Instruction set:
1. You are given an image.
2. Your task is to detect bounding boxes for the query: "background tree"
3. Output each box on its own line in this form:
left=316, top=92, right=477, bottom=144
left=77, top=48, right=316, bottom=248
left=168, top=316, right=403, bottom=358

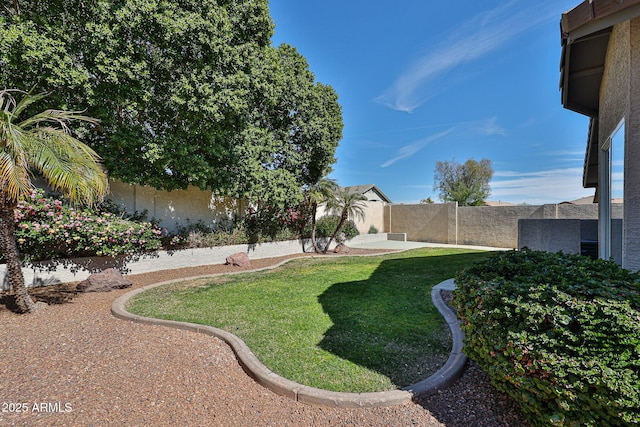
left=0, top=90, right=108, bottom=313
left=434, top=158, right=493, bottom=206
left=323, top=188, right=366, bottom=253
left=0, top=0, right=342, bottom=210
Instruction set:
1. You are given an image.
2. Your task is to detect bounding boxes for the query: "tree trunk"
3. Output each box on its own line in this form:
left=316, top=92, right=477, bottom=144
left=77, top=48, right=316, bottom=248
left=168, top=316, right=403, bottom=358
left=0, top=201, right=36, bottom=313
left=310, top=203, right=321, bottom=253
left=322, top=210, right=347, bottom=254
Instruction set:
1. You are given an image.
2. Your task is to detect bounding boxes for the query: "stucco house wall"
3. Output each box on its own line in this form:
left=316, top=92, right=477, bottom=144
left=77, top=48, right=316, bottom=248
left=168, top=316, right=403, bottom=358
left=316, top=201, right=386, bottom=235
left=359, top=202, right=386, bottom=234
left=626, top=18, right=640, bottom=270
left=599, top=18, right=640, bottom=270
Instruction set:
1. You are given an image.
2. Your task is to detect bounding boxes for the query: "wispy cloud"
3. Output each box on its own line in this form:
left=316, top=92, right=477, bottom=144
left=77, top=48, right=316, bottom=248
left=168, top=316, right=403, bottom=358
left=380, top=128, right=454, bottom=168
left=376, top=1, right=560, bottom=113
left=490, top=168, right=594, bottom=204
left=476, top=117, right=507, bottom=136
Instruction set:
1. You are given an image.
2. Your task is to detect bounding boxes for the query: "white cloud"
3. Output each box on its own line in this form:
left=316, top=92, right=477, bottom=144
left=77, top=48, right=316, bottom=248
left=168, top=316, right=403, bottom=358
left=376, top=1, right=560, bottom=113
left=380, top=128, right=454, bottom=168
left=490, top=168, right=594, bottom=204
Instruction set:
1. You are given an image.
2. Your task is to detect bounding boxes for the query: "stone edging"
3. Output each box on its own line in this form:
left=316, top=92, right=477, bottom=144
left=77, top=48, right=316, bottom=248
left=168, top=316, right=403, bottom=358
left=111, top=259, right=466, bottom=408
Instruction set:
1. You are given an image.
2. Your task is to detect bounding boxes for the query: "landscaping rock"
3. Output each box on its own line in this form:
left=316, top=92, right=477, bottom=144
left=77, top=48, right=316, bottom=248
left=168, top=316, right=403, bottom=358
left=225, top=252, right=251, bottom=268
left=333, top=243, right=350, bottom=254
left=76, top=268, right=132, bottom=292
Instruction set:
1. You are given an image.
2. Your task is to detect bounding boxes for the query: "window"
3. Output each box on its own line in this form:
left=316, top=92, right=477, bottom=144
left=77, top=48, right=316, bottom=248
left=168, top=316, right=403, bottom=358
left=599, top=119, right=624, bottom=261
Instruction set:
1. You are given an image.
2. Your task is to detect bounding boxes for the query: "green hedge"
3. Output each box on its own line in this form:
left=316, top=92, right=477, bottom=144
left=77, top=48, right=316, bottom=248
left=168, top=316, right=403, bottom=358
left=304, top=215, right=359, bottom=240
left=454, top=249, right=640, bottom=426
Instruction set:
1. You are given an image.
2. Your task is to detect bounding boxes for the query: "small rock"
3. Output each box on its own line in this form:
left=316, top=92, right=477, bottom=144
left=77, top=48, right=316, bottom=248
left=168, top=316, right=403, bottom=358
left=225, top=252, right=251, bottom=268
left=76, top=268, right=132, bottom=292
left=333, top=243, right=350, bottom=254
left=34, top=301, right=49, bottom=311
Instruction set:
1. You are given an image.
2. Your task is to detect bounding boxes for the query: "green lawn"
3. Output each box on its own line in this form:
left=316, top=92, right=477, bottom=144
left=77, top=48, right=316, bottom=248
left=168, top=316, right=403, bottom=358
left=128, top=248, right=492, bottom=392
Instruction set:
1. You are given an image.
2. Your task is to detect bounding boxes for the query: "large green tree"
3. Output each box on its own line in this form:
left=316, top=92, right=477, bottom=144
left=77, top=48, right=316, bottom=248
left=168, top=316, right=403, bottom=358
left=433, top=158, right=493, bottom=206
left=0, top=0, right=342, bottom=208
left=0, top=90, right=108, bottom=313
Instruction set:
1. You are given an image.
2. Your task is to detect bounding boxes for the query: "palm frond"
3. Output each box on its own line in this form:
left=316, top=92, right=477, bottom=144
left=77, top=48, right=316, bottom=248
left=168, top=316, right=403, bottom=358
left=24, top=129, right=107, bottom=205
left=0, top=89, right=107, bottom=205
left=0, top=151, right=33, bottom=202
left=19, top=109, right=99, bottom=133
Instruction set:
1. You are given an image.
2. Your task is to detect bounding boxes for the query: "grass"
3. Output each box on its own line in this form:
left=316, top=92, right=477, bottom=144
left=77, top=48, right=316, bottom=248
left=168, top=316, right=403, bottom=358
left=127, top=248, right=493, bottom=392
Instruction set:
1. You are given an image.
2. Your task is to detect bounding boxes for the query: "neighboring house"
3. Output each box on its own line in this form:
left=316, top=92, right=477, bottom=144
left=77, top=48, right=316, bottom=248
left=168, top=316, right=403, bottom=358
left=344, top=185, right=391, bottom=234
left=343, top=184, right=392, bottom=203
left=317, top=184, right=391, bottom=234
left=560, top=196, right=623, bottom=205
left=483, top=200, right=516, bottom=207
left=560, top=0, right=640, bottom=270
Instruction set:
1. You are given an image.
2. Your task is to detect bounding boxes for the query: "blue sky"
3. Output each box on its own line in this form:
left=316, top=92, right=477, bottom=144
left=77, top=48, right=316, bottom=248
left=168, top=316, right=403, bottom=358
left=269, top=0, right=593, bottom=205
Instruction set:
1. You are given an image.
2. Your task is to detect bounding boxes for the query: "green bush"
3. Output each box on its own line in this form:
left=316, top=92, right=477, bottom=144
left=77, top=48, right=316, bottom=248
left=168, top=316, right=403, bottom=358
left=454, top=249, right=640, bottom=426
left=305, top=215, right=359, bottom=240
left=166, top=220, right=250, bottom=249
left=368, top=225, right=379, bottom=234
left=241, top=203, right=309, bottom=243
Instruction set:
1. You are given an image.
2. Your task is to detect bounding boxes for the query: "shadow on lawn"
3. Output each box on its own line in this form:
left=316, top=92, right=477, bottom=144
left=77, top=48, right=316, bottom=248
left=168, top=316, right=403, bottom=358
left=317, top=251, right=490, bottom=388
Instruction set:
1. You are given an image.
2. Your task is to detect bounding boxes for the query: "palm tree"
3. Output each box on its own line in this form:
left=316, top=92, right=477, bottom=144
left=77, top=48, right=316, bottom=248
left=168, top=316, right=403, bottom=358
left=322, top=188, right=367, bottom=253
left=0, top=89, right=108, bottom=313
left=306, top=176, right=338, bottom=253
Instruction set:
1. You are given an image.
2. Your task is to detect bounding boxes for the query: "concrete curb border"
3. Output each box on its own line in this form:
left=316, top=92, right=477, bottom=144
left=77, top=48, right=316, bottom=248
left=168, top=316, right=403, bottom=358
left=111, top=258, right=467, bottom=408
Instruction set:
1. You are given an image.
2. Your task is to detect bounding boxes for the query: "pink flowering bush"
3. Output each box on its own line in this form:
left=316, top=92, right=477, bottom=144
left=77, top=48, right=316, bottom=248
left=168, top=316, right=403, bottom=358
left=5, top=189, right=163, bottom=262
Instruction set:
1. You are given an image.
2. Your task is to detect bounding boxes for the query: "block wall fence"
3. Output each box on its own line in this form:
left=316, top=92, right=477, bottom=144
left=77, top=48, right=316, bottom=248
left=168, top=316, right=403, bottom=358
left=382, top=202, right=623, bottom=249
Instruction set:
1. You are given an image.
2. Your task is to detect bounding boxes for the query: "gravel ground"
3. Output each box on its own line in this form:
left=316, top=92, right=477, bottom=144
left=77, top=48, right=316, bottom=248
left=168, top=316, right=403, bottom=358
left=0, top=251, right=530, bottom=426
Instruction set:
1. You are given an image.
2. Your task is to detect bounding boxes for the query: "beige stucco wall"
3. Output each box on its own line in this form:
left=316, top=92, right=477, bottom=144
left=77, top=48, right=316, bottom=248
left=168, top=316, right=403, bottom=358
left=110, top=180, right=388, bottom=235
left=359, top=202, right=386, bottom=234
left=107, top=180, right=245, bottom=232
left=384, top=203, right=457, bottom=243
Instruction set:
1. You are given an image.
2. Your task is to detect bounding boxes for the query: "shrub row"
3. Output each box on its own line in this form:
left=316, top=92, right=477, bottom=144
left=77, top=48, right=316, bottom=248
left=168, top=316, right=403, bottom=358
left=3, top=191, right=361, bottom=262
left=453, top=249, right=640, bottom=426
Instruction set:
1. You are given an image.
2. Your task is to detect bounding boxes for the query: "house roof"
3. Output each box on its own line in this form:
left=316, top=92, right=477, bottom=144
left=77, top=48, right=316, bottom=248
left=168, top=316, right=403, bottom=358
left=562, top=195, right=595, bottom=204
left=483, top=200, right=516, bottom=206
left=560, top=0, right=640, bottom=189
left=561, top=195, right=621, bottom=204
left=342, top=184, right=392, bottom=203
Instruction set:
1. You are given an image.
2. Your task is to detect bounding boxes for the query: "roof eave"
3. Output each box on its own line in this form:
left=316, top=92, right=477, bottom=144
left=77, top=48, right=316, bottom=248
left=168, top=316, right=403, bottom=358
left=560, top=0, right=640, bottom=192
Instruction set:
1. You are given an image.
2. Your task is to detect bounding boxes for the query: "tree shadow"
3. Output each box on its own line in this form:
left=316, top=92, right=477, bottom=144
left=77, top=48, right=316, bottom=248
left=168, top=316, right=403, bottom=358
left=317, top=252, right=490, bottom=388
left=0, top=281, right=80, bottom=313
left=1, top=252, right=161, bottom=312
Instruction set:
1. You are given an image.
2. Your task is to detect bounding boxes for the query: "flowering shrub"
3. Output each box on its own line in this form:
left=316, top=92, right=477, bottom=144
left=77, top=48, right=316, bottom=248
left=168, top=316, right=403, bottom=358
left=4, top=189, right=163, bottom=262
